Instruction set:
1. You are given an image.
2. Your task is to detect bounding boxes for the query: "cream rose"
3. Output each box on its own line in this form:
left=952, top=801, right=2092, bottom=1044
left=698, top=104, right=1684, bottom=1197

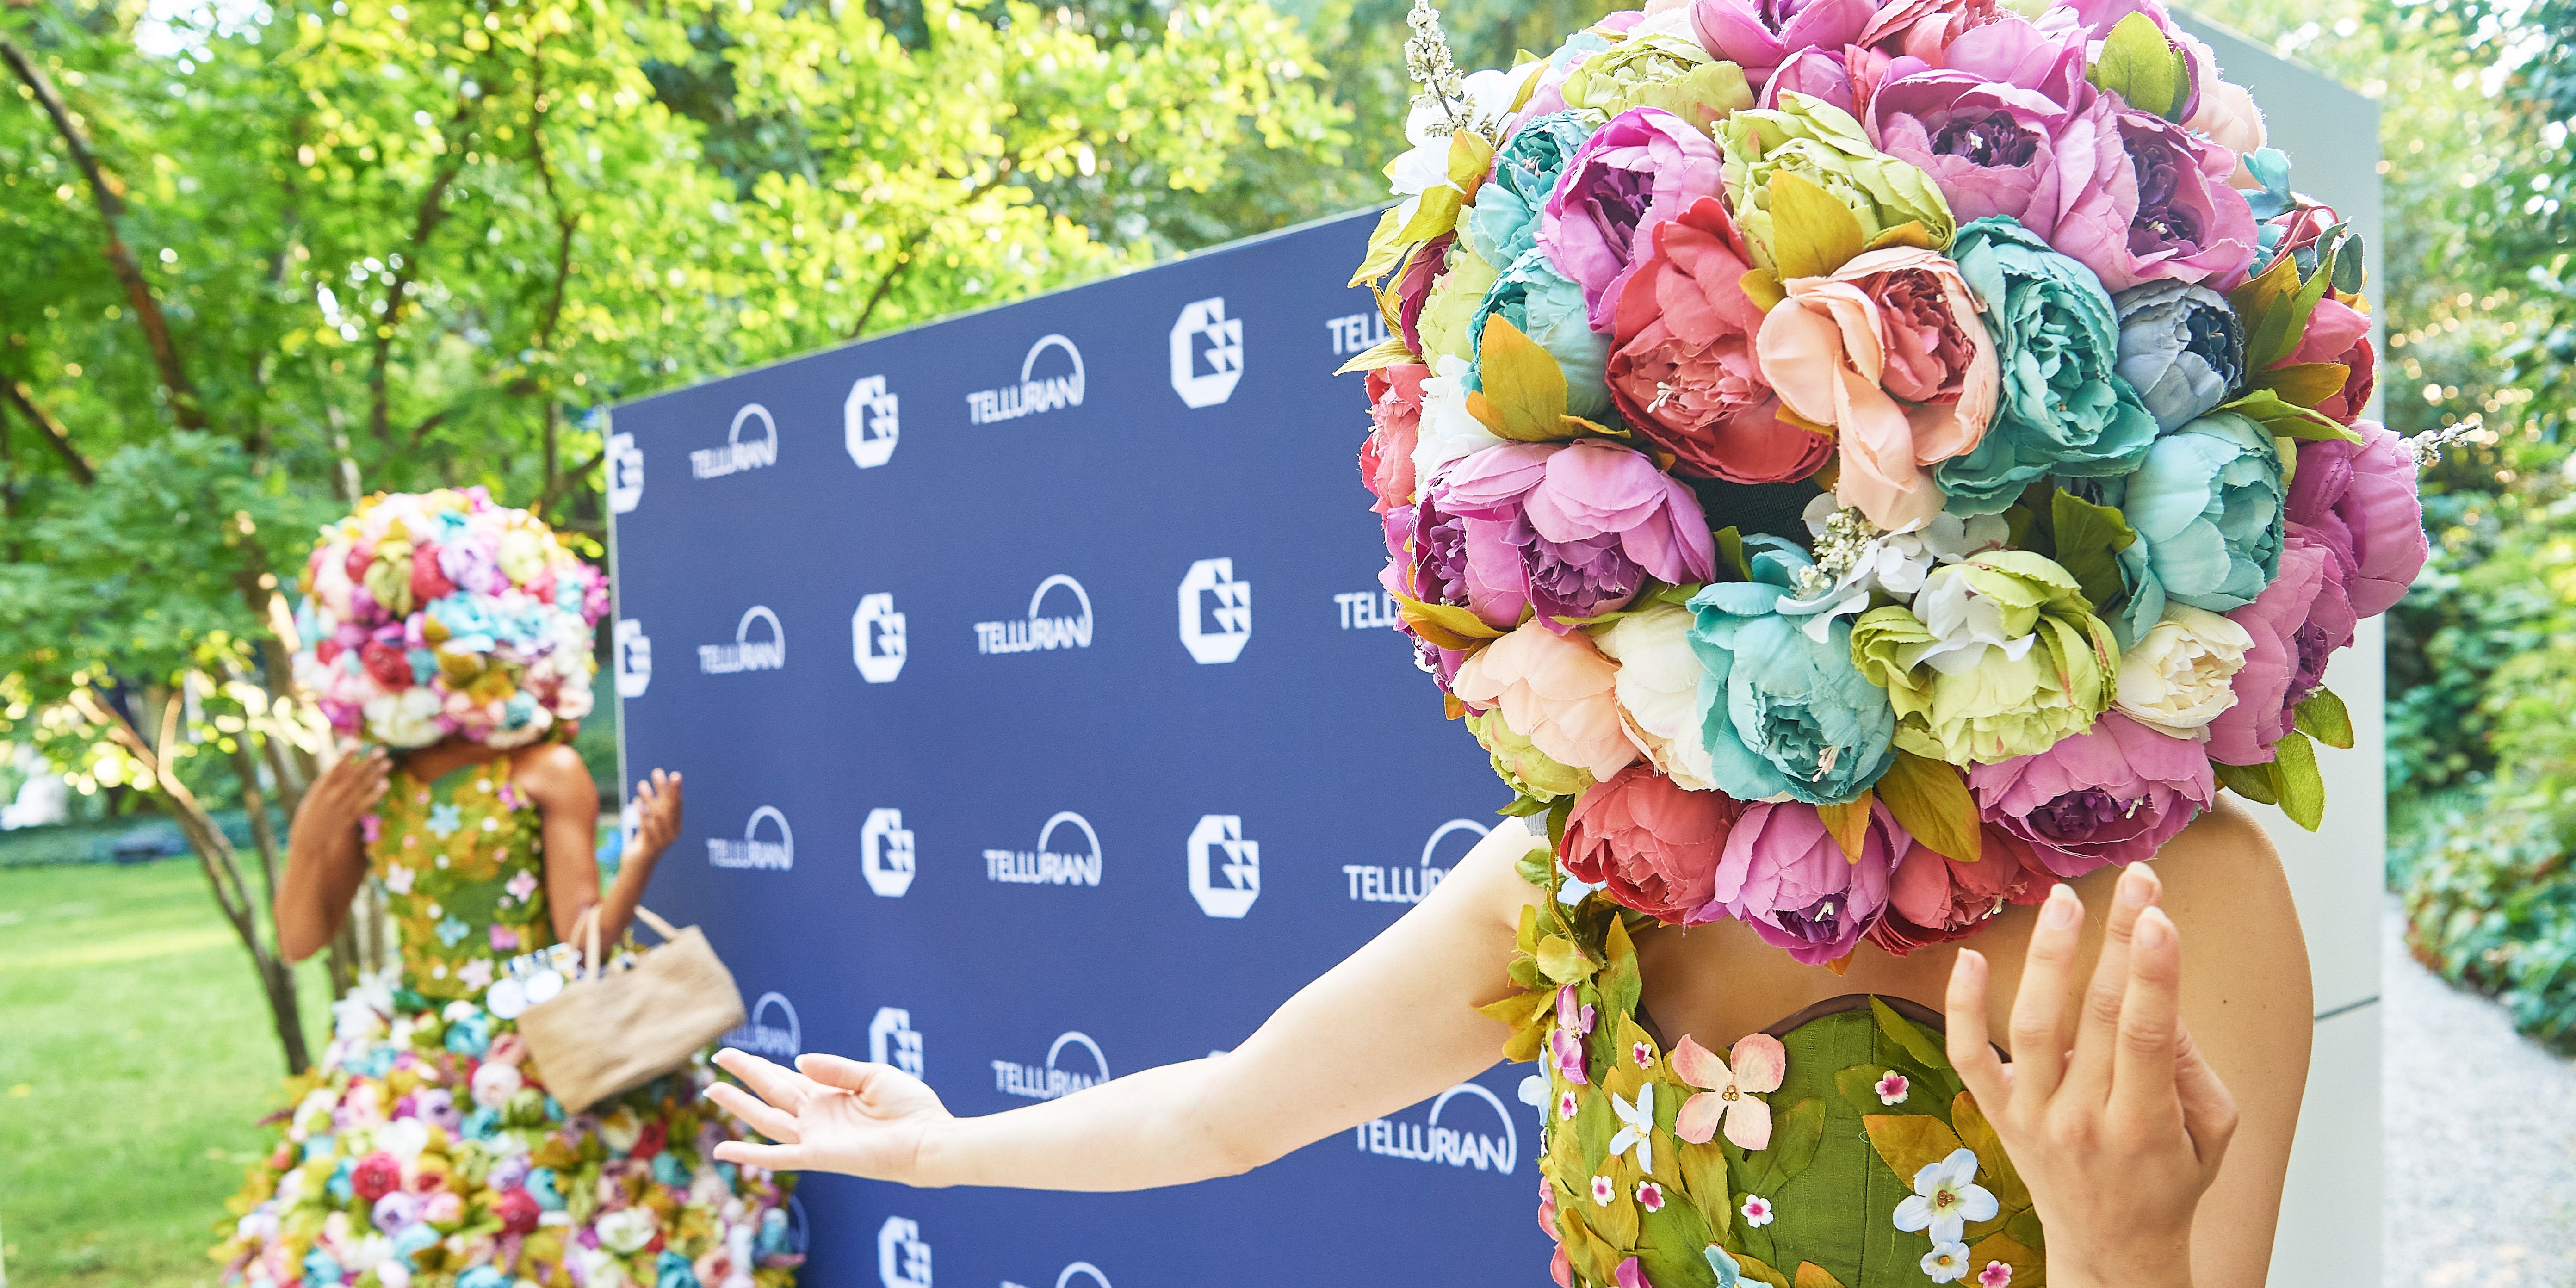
left=2113, top=603, right=2254, bottom=736
left=1592, top=602, right=1719, bottom=791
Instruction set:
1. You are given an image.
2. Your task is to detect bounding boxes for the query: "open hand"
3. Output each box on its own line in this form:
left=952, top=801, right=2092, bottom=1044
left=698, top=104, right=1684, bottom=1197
left=708, top=1048, right=953, bottom=1182
left=629, top=768, right=683, bottom=867
left=1944, top=866, right=2238, bottom=1288
left=306, top=746, right=390, bottom=831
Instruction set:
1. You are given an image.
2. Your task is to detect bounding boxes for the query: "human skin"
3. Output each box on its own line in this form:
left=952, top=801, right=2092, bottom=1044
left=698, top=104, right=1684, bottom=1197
left=710, top=799, right=2307, bottom=1287
left=272, top=736, right=685, bottom=961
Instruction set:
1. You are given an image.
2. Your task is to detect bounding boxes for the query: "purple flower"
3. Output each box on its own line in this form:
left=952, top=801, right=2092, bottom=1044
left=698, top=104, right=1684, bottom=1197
left=1691, top=0, right=1875, bottom=91
left=1703, top=799, right=1904, bottom=965
left=1867, top=21, right=2093, bottom=228
left=436, top=538, right=505, bottom=597
left=2050, top=101, right=2259, bottom=293
left=1539, top=107, right=1727, bottom=332
left=372, top=1189, right=425, bottom=1235
left=1967, top=712, right=2215, bottom=879
left=1431, top=440, right=1719, bottom=632
left=2283, top=421, right=2428, bottom=619
left=1550, top=984, right=1596, bottom=1085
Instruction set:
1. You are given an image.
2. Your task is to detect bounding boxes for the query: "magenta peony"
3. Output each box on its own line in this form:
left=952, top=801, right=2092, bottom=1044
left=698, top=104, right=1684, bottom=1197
left=2285, top=296, right=2377, bottom=427
left=1865, top=20, right=2093, bottom=229
left=2285, top=420, right=2427, bottom=619
left=1702, top=799, right=1906, bottom=964
left=1968, top=712, right=2216, bottom=879
left=2206, top=534, right=2357, bottom=765
left=1539, top=107, right=1728, bottom=331
left=1560, top=765, right=1746, bottom=921
left=1866, top=821, right=2049, bottom=955
left=1430, top=440, right=1719, bottom=631
left=2050, top=101, right=2260, bottom=293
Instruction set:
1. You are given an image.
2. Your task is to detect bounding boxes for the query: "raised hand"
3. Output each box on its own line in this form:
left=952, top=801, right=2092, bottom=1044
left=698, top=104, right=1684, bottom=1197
left=628, top=768, right=684, bottom=867
left=306, top=746, right=391, bottom=830
left=1944, top=866, right=2239, bottom=1288
left=708, top=1048, right=954, bottom=1182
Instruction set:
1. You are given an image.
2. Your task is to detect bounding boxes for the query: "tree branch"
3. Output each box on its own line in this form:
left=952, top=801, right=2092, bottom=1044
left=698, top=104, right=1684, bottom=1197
left=848, top=165, right=1016, bottom=339
left=0, top=38, right=208, bottom=431
left=534, top=444, right=606, bottom=517
left=367, top=105, right=477, bottom=443
left=0, top=375, right=96, bottom=484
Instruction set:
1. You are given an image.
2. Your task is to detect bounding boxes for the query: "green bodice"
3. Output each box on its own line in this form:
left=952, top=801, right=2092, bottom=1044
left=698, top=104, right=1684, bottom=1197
left=368, top=762, right=555, bottom=1004
left=1496, top=854, right=2048, bottom=1288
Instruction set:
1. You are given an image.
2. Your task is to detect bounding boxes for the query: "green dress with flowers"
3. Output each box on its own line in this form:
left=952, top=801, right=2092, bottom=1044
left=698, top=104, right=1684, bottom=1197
left=212, top=763, right=797, bottom=1288
left=1500, top=849, right=2046, bottom=1288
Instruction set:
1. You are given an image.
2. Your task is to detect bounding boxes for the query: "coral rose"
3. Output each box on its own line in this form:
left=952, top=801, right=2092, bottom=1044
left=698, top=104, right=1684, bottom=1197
left=1561, top=765, right=1745, bottom=922
left=1359, top=364, right=1427, bottom=513
left=1866, top=822, right=2048, bottom=955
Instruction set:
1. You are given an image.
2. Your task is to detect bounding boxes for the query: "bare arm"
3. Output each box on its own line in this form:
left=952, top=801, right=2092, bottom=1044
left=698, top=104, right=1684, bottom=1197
left=709, top=815, right=1550, bottom=1190
left=272, top=748, right=389, bottom=962
left=516, top=744, right=683, bottom=951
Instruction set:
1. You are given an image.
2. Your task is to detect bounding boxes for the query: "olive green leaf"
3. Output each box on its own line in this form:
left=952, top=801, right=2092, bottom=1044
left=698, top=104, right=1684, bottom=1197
left=2296, top=687, right=2355, bottom=749
left=1873, top=752, right=1982, bottom=864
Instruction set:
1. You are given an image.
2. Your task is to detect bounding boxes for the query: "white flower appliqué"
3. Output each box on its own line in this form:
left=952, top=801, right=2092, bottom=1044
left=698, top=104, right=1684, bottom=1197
left=1894, top=1146, right=2000, bottom=1245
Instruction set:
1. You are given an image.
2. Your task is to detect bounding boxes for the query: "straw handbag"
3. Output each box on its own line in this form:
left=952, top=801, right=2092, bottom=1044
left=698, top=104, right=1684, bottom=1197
left=516, top=904, right=746, bottom=1114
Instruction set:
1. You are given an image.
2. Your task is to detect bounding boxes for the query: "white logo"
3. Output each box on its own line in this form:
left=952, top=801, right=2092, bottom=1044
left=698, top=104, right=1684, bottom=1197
left=723, top=991, right=802, bottom=1062
left=708, top=805, right=794, bottom=871
left=985, top=811, right=1102, bottom=887
left=993, top=1031, right=1110, bottom=1101
left=966, top=334, right=1085, bottom=425
left=1325, top=310, right=1391, bottom=356
left=1187, top=815, right=1260, bottom=919
left=1355, top=1081, right=1519, bottom=1173
left=870, top=1006, right=925, bottom=1077
left=1177, top=559, right=1252, bottom=665
left=975, top=575, right=1094, bottom=656
left=877, top=1217, right=931, bottom=1288
left=700, top=606, right=786, bottom=674
left=853, top=593, right=908, bottom=683
left=1334, top=590, right=1401, bottom=630
left=613, top=619, right=652, bottom=698
left=862, top=808, right=916, bottom=898
left=1006, top=1265, right=1115, bottom=1288
left=693, top=403, right=780, bottom=479
left=846, top=374, right=901, bottom=469
left=1345, top=818, right=1487, bottom=904
left=1169, top=297, right=1243, bottom=408
left=606, top=432, right=644, bottom=514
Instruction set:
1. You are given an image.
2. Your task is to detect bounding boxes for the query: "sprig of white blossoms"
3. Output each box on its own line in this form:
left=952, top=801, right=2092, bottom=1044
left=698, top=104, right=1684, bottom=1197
left=1781, top=495, right=2009, bottom=642
left=2403, top=417, right=2487, bottom=469
left=1404, top=0, right=1471, bottom=136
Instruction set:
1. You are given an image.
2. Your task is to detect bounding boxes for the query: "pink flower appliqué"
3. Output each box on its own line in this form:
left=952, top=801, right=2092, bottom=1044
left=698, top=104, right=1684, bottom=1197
left=505, top=871, right=539, bottom=903
left=1876, top=1070, right=1911, bottom=1105
left=1671, top=1031, right=1788, bottom=1149
left=1631, top=1041, right=1656, bottom=1070
left=1616, top=1257, right=1656, bottom=1288
left=1550, top=985, right=1597, bottom=1086
left=1634, top=1180, right=1666, bottom=1213
left=489, top=924, right=521, bottom=953
left=1979, top=1262, right=2013, bottom=1288
left=1740, top=1194, right=1775, bottom=1227
left=1558, top=1090, right=1580, bottom=1121
left=360, top=814, right=383, bottom=844
left=1591, top=1175, right=1617, bottom=1207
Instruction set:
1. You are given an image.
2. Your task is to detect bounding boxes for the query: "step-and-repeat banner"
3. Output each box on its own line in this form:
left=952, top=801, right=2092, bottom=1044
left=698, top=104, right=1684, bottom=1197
left=607, top=209, right=1548, bottom=1286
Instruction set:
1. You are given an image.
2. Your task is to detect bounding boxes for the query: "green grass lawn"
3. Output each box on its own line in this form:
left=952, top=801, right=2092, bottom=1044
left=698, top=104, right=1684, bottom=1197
left=0, top=859, right=334, bottom=1288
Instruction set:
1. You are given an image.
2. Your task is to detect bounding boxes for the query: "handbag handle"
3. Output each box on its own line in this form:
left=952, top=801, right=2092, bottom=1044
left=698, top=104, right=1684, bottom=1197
left=569, top=903, right=684, bottom=980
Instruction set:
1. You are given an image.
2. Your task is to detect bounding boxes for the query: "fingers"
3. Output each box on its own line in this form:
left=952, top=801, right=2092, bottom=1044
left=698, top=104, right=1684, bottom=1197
left=2169, top=1020, right=2241, bottom=1173
left=798, top=1052, right=897, bottom=1096
left=712, top=1139, right=807, bottom=1170
left=1944, top=949, right=2011, bottom=1110
left=2006, top=882, right=2084, bottom=1112
left=2108, top=904, right=2185, bottom=1132
left=714, top=1047, right=816, bottom=1111
left=2068, top=864, right=2159, bottom=1097
left=706, top=1080, right=804, bottom=1145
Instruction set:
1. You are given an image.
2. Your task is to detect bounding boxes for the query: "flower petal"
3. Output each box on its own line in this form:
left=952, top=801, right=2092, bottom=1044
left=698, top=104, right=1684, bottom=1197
left=1721, top=1096, right=1773, bottom=1151
left=1667, top=1033, right=1732, bottom=1092
left=1728, top=1032, right=1788, bottom=1093
left=1674, top=1090, right=1728, bottom=1145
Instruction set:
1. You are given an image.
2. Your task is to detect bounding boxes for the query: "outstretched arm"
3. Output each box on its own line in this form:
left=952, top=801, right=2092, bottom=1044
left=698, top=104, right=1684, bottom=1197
left=710, top=816, right=1549, bottom=1190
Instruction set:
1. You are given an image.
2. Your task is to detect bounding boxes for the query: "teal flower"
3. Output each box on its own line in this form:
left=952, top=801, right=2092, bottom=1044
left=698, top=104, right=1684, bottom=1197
left=1686, top=537, right=1897, bottom=805
left=427, top=802, right=464, bottom=838
left=1467, top=249, right=1615, bottom=421
left=435, top=914, right=471, bottom=947
left=2100, top=411, right=2285, bottom=612
left=1466, top=111, right=1599, bottom=270
left=1937, top=217, right=2160, bottom=514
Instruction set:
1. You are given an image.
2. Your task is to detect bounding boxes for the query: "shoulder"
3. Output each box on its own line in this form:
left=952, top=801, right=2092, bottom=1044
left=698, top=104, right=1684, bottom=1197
left=2142, top=797, right=2296, bottom=937
left=509, top=742, right=597, bottom=808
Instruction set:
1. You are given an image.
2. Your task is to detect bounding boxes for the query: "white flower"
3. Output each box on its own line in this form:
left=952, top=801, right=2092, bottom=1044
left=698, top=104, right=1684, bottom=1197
left=1921, top=1241, right=1975, bottom=1283
left=381, top=863, right=414, bottom=896
left=471, top=1060, right=524, bottom=1109
left=1780, top=497, right=2008, bottom=641
left=1384, top=64, right=1540, bottom=198
left=2114, top=603, right=2253, bottom=735
left=377, top=1117, right=431, bottom=1163
left=597, top=1107, right=644, bottom=1154
left=1894, top=1147, right=2000, bottom=1245
left=1412, top=354, right=1505, bottom=484
left=362, top=688, right=444, bottom=749
left=1590, top=1174, right=1617, bottom=1206
left=1594, top=604, right=1719, bottom=791
left=595, top=1206, right=660, bottom=1255
left=1606, top=1083, right=1656, bottom=1175
left=376, top=1261, right=412, bottom=1288
left=1894, top=565, right=2039, bottom=676
left=576, top=1245, right=632, bottom=1288
left=290, top=1087, right=338, bottom=1136
left=458, top=958, right=494, bottom=992
left=1739, top=1194, right=1774, bottom=1227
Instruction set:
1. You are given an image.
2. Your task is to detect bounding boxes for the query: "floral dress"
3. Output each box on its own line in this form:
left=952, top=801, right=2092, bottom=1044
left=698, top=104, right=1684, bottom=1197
left=214, top=763, right=797, bottom=1288
left=1498, top=853, right=2046, bottom=1288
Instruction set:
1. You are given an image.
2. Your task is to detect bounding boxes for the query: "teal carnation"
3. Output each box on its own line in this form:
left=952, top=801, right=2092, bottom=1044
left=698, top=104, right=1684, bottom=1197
left=1685, top=537, right=1897, bottom=805
left=2100, top=410, right=2286, bottom=613
left=1936, top=216, right=2160, bottom=514
left=1467, top=248, right=1615, bottom=421
left=1467, top=111, right=1600, bottom=270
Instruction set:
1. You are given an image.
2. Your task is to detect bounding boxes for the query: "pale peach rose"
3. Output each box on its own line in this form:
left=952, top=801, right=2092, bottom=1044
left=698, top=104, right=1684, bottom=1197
left=1754, top=246, right=1998, bottom=531
left=2187, top=76, right=2268, bottom=188
left=1450, top=620, right=1640, bottom=780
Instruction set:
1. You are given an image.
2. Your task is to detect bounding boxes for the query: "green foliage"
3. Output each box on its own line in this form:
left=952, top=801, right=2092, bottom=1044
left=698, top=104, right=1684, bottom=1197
left=2393, top=790, right=2576, bottom=1046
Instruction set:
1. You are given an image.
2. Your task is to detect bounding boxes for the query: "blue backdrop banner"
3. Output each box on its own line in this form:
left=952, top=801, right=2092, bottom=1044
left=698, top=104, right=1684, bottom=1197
left=607, top=208, right=1550, bottom=1286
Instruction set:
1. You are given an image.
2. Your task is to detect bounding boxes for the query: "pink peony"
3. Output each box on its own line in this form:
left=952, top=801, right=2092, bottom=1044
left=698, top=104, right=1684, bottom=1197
left=1970, top=712, right=2215, bottom=879
left=1560, top=765, right=1746, bottom=922
left=1861, top=0, right=2010, bottom=61
left=1606, top=196, right=1834, bottom=484
left=1755, top=245, right=1999, bottom=531
left=2050, top=102, right=2260, bottom=293
left=1540, top=107, right=1728, bottom=332
left=1866, top=21, right=2094, bottom=229
left=1451, top=620, right=1640, bottom=780
left=1866, top=822, right=2049, bottom=955
left=1360, top=364, right=1429, bottom=513
left=2207, top=535, right=2358, bottom=765
left=1430, top=440, right=1719, bottom=632
left=1692, top=0, right=1876, bottom=90
left=2285, top=296, right=2377, bottom=427
left=352, top=1151, right=403, bottom=1204
left=2284, top=420, right=2427, bottom=619
left=1703, top=799, right=1906, bottom=964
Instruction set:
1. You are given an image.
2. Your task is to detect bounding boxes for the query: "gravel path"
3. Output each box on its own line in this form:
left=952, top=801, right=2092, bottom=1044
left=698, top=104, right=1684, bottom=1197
left=2385, top=899, right=2576, bottom=1282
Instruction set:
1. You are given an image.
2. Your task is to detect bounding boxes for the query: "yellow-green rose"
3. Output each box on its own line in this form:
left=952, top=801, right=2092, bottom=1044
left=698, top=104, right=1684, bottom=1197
left=1718, top=91, right=1955, bottom=274
left=1466, top=709, right=1595, bottom=802
left=1416, top=242, right=1499, bottom=365
left=1560, top=34, right=1754, bottom=132
left=1851, top=551, right=2117, bottom=765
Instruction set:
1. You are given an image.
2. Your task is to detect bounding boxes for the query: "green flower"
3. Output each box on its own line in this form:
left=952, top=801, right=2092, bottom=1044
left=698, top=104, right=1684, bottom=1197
left=1417, top=242, right=1500, bottom=365
left=1717, top=91, right=1954, bottom=274
left=1851, top=551, right=2118, bottom=765
left=1935, top=216, right=2159, bottom=514
left=1560, top=34, right=1753, bottom=131
left=1468, top=710, right=1595, bottom=801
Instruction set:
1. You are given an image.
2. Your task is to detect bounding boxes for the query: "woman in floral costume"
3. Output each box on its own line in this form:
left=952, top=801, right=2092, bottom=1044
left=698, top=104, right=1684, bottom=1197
left=215, top=490, right=796, bottom=1288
